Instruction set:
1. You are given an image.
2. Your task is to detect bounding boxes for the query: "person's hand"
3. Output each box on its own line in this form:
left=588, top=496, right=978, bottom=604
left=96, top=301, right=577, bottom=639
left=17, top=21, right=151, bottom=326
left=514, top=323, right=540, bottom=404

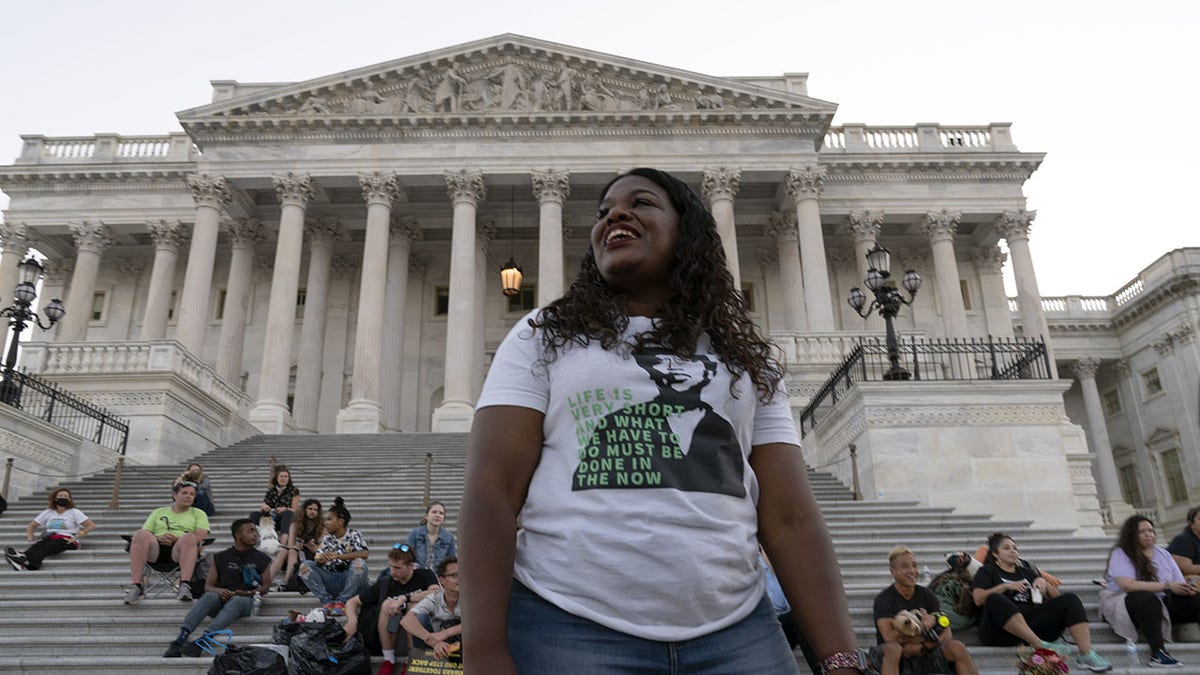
left=1007, top=580, right=1029, bottom=593
left=304, top=540, right=319, bottom=553
left=1169, top=581, right=1198, bottom=596
left=342, top=621, right=357, bottom=642
left=432, top=640, right=453, bottom=659
left=275, top=506, right=287, bottom=515
left=158, top=533, right=178, bottom=545
left=219, top=589, right=233, bottom=601
left=1032, top=578, right=1048, bottom=592
left=382, top=597, right=402, bottom=616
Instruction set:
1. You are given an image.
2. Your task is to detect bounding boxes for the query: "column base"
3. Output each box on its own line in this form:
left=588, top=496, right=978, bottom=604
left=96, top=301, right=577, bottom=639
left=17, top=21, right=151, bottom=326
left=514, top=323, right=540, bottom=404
left=247, top=401, right=296, bottom=435
left=336, top=400, right=384, bottom=434
left=431, top=400, right=475, bottom=432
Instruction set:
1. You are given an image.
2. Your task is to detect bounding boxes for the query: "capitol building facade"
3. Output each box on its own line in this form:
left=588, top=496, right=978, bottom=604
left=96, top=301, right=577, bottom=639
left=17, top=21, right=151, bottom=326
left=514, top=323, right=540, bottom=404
left=0, top=35, right=1195, bottom=532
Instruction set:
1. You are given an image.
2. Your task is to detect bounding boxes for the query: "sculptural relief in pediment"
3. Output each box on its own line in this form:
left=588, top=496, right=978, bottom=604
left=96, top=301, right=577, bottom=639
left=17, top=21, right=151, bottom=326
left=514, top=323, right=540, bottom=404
left=240, top=56, right=798, bottom=118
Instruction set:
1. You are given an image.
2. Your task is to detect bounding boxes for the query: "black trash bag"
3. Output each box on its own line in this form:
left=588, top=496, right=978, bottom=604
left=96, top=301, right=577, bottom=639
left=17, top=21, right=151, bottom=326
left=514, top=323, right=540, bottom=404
left=289, top=628, right=370, bottom=675
left=274, top=618, right=344, bottom=646
left=208, top=644, right=287, bottom=675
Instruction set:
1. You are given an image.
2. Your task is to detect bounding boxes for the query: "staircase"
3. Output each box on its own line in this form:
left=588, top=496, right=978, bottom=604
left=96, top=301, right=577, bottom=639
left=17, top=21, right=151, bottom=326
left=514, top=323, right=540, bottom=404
left=0, top=433, right=1193, bottom=674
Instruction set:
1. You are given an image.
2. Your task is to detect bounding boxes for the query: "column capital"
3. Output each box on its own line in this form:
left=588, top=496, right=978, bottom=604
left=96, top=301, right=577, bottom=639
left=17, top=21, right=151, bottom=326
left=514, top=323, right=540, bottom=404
left=304, top=216, right=345, bottom=247
left=390, top=216, right=422, bottom=243
left=531, top=169, right=571, bottom=205
left=920, top=208, right=962, bottom=242
left=972, top=246, right=1007, bottom=273
left=1112, top=359, right=1131, bottom=379
left=996, top=209, right=1037, bottom=241
left=147, top=219, right=189, bottom=252
left=701, top=167, right=741, bottom=203
left=114, top=257, right=145, bottom=284
left=785, top=165, right=826, bottom=200
left=409, top=251, right=432, bottom=278
left=846, top=210, right=883, bottom=244
left=445, top=169, right=486, bottom=205
left=186, top=173, right=232, bottom=209
left=68, top=220, right=113, bottom=255
left=766, top=210, right=798, bottom=239
left=756, top=248, right=778, bottom=267
left=222, top=217, right=265, bottom=249
left=330, top=254, right=358, bottom=280
left=273, top=172, right=316, bottom=208
left=477, top=216, right=497, bottom=249
left=1072, top=356, right=1101, bottom=380
left=42, top=257, right=74, bottom=285
left=359, top=171, right=402, bottom=206
left=0, top=221, right=34, bottom=252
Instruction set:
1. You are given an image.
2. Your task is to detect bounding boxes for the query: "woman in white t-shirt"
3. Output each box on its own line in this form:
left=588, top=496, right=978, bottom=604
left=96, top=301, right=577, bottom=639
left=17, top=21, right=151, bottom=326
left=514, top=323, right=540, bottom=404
left=460, top=168, right=862, bottom=675
left=6, top=487, right=95, bottom=571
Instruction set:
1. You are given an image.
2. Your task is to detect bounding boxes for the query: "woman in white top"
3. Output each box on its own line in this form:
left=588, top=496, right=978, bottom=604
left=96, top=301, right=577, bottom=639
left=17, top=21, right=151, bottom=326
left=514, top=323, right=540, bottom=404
left=6, top=487, right=95, bottom=571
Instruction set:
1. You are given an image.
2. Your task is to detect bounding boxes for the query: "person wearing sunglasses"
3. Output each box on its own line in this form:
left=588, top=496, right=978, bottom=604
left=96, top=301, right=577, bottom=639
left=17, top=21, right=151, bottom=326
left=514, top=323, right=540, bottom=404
left=343, top=543, right=439, bottom=675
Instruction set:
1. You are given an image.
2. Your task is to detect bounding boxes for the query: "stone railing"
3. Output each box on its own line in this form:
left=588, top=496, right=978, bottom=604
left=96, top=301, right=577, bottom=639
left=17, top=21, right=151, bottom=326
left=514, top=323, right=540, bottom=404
left=822, top=122, right=1018, bottom=153
left=18, top=340, right=249, bottom=413
left=15, top=133, right=199, bottom=165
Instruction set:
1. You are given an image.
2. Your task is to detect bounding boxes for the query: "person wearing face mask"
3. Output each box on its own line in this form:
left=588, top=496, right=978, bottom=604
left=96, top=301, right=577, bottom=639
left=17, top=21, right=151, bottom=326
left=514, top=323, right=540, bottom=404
left=6, top=487, right=95, bottom=571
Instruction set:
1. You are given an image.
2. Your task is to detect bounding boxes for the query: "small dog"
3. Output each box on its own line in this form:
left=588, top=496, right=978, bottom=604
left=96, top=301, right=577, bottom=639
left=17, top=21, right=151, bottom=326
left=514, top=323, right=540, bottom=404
left=893, top=609, right=923, bottom=638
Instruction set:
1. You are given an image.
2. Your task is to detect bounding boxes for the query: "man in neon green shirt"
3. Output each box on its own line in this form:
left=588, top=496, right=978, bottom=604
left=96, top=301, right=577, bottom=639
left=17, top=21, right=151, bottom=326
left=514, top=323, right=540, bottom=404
left=125, top=482, right=210, bottom=603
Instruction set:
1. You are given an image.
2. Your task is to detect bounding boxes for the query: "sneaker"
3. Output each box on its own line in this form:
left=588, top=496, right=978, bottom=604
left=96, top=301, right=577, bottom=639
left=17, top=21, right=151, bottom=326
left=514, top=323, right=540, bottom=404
left=162, top=642, right=183, bottom=658
left=1149, top=648, right=1183, bottom=668
left=180, top=641, right=204, bottom=658
left=330, top=602, right=345, bottom=617
left=1074, top=649, right=1113, bottom=672
left=1041, top=638, right=1075, bottom=658
left=377, top=661, right=394, bottom=675
left=123, top=583, right=145, bottom=605
left=5, top=552, right=25, bottom=572
left=177, top=583, right=194, bottom=601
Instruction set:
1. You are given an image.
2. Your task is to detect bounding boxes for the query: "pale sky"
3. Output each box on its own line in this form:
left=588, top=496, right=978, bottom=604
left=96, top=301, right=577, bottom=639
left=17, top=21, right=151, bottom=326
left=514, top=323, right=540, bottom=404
left=0, top=0, right=1195, bottom=297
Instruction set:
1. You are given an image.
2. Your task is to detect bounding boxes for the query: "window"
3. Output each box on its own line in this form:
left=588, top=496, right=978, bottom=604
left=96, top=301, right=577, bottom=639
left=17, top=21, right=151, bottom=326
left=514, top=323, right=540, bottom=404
left=1102, top=388, right=1122, bottom=416
left=1142, top=368, right=1163, bottom=398
left=1118, top=464, right=1142, bottom=507
left=295, top=289, right=307, bottom=320
left=435, top=287, right=449, bottom=316
left=1161, top=448, right=1189, bottom=503
left=959, top=279, right=972, bottom=310
left=213, top=289, right=227, bottom=322
left=506, top=286, right=536, bottom=313
left=741, top=282, right=756, bottom=312
left=90, top=291, right=107, bottom=322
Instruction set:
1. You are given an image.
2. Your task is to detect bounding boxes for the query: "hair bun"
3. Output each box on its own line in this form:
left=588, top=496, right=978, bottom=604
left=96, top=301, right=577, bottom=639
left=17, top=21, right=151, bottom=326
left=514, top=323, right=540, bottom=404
left=334, top=496, right=345, bottom=507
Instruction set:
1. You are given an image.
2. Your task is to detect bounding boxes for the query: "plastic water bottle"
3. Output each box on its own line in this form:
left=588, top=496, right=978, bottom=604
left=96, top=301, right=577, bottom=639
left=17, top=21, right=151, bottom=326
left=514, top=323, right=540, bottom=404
left=251, top=592, right=262, bottom=617
left=1124, top=639, right=1139, bottom=668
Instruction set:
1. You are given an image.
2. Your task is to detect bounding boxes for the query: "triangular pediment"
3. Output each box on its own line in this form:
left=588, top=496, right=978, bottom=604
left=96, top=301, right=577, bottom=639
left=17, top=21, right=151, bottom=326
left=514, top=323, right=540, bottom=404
left=1145, top=425, right=1179, bottom=447
left=177, top=34, right=836, bottom=125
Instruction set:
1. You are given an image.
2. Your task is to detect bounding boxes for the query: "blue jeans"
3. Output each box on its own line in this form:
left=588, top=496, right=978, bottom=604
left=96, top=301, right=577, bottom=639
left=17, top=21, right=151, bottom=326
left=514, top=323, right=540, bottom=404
left=508, top=581, right=801, bottom=674
left=299, top=560, right=368, bottom=604
left=181, top=592, right=253, bottom=636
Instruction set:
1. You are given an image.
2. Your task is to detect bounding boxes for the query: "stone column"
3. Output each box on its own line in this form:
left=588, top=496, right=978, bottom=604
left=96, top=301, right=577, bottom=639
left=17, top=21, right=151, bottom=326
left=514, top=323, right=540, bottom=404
left=475, top=217, right=497, bottom=397
left=337, top=173, right=400, bottom=433
left=921, top=209, right=970, bottom=339
left=786, top=166, right=834, bottom=331
left=702, top=167, right=742, bottom=286
left=215, top=217, right=264, bottom=382
left=847, top=210, right=884, bottom=331
left=973, top=246, right=1015, bottom=339
left=380, top=218, right=420, bottom=431
left=0, top=222, right=34, bottom=307
left=139, top=219, right=187, bottom=340
left=531, top=169, right=570, bottom=306
left=249, top=173, right=315, bottom=434
left=1073, top=357, right=1134, bottom=525
left=997, top=209, right=1056, bottom=374
left=766, top=211, right=805, bottom=332
left=59, top=221, right=113, bottom=341
left=432, top=170, right=485, bottom=432
left=293, top=218, right=343, bottom=433
left=176, top=174, right=232, bottom=356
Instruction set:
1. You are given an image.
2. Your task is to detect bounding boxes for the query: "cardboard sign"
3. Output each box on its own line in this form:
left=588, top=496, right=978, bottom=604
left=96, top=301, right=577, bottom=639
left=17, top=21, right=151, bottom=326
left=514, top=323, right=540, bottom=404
left=405, top=648, right=464, bottom=674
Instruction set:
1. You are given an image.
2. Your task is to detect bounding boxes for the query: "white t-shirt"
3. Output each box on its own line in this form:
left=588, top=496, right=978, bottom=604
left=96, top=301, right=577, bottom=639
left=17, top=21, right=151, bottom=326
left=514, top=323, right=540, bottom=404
left=476, top=312, right=801, bottom=641
left=35, top=507, right=90, bottom=537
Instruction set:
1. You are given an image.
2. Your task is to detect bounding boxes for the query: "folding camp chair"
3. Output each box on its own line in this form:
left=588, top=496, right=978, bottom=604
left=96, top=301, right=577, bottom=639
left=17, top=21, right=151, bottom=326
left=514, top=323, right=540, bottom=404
left=122, top=534, right=215, bottom=599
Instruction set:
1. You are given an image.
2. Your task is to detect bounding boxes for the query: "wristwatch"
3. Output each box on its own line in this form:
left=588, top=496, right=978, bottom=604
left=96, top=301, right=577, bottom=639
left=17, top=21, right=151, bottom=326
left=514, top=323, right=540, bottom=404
left=819, top=649, right=867, bottom=674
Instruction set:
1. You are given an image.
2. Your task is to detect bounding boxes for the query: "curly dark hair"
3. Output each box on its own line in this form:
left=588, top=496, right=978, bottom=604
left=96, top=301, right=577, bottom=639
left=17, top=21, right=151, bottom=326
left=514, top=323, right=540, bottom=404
left=1113, top=514, right=1156, bottom=581
left=985, top=532, right=1012, bottom=565
left=529, top=167, right=782, bottom=401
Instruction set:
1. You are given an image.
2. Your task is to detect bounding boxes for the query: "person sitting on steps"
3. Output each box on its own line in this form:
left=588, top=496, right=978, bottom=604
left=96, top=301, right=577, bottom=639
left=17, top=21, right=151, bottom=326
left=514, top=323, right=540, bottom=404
left=343, top=543, right=439, bottom=675
left=163, top=518, right=272, bottom=658
left=6, top=487, right=95, bottom=571
left=173, top=462, right=215, bottom=517
left=252, top=464, right=300, bottom=550
left=298, top=496, right=368, bottom=616
left=124, top=481, right=210, bottom=604
left=401, top=556, right=462, bottom=662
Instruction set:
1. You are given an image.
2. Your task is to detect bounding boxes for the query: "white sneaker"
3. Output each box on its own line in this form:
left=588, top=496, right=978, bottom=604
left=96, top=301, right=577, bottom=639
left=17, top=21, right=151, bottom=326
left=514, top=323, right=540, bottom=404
left=177, top=583, right=194, bottom=601
left=123, top=584, right=144, bottom=604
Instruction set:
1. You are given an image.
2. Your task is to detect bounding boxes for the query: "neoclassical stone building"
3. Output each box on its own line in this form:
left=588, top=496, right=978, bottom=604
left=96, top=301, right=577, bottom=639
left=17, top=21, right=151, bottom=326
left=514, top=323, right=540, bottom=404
left=0, top=35, right=1193, bottom=531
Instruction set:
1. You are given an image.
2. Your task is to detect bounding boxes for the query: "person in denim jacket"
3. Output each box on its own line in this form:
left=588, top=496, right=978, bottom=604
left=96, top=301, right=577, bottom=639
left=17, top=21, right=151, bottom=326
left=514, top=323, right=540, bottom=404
left=406, top=501, right=456, bottom=571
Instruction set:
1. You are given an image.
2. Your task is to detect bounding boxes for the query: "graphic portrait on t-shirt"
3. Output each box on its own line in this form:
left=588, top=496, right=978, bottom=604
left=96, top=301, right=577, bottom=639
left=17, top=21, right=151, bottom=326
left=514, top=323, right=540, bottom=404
left=571, top=347, right=745, bottom=497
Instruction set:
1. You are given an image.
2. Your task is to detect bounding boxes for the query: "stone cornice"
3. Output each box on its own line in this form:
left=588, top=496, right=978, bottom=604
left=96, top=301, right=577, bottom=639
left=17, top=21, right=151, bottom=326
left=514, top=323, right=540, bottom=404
left=823, top=158, right=1041, bottom=183
left=0, top=167, right=194, bottom=194
left=1111, top=274, right=1200, bottom=330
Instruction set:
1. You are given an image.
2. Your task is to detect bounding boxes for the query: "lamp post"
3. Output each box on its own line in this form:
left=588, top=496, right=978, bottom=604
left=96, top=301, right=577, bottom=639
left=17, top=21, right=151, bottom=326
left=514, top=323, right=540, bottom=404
left=1, top=256, right=65, bottom=405
left=847, top=243, right=920, bottom=381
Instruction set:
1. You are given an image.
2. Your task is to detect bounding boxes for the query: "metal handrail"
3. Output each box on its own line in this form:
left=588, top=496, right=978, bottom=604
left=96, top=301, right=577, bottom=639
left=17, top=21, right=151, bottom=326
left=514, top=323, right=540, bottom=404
left=0, top=368, right=129, bottom=454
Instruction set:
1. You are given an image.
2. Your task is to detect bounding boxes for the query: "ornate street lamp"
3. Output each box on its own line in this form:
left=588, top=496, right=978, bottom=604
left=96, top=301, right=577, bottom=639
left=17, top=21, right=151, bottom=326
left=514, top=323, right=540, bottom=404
left=499, top=186, right=523, bottom=296
left=1, top=256, right=65, bottom=405
left=847, top=243, right=920, bottom=381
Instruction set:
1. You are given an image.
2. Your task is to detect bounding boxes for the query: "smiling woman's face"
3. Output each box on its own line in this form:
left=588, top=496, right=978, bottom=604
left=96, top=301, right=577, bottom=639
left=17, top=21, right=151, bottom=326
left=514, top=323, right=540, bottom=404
left=591, top=175, right=680, bottom=299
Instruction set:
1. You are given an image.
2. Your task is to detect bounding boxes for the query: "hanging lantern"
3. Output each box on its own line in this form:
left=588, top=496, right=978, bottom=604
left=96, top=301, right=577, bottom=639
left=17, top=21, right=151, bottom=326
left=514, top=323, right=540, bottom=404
left=500, top=257, right=523, bottom=296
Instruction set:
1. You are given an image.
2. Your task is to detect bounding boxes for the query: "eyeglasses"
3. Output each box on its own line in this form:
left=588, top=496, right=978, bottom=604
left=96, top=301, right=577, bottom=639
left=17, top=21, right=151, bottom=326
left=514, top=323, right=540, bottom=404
left=392, top=543, right=411, bottom=552
left=179, top=481, right=198, bottom=489
left=441, top=572, right=458, bottom=579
